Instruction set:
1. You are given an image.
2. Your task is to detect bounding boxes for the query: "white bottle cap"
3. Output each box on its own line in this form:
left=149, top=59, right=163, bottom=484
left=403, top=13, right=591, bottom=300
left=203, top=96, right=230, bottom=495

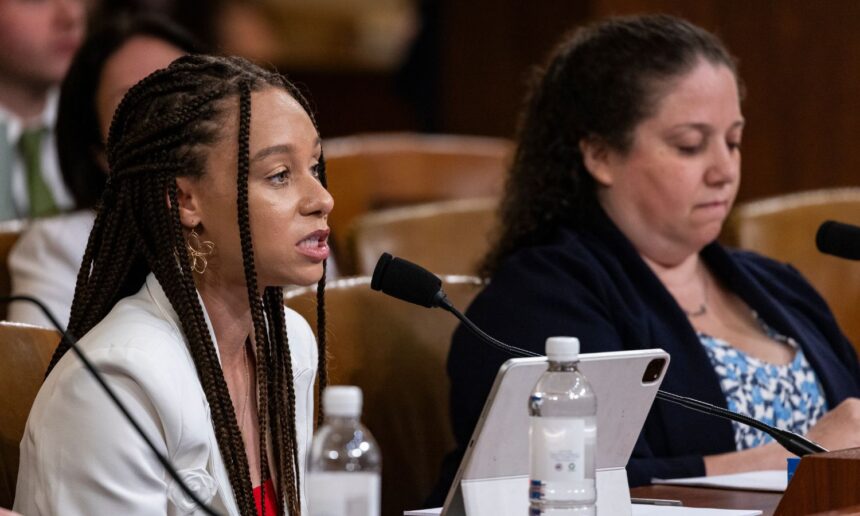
left=323, top=386, right=363, bottom=417
left=545, top=336, right=580, bottom=362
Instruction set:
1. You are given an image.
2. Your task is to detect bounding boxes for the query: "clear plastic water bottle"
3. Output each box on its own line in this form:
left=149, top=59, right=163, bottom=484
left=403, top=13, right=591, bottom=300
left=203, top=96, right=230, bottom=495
left=307, top=386, right=382, bottom=516
left=528, top=337, right=597, bottom=515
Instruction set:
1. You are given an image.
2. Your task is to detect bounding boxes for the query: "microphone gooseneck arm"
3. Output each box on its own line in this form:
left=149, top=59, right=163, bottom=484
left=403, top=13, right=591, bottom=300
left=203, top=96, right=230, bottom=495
left=653, top=390, right=826, bottom=456
left=370, top=253, right=828, bottom=458
left=2, top=295, right=221, bottom=516
left=435, top=292, right=540, bottom=358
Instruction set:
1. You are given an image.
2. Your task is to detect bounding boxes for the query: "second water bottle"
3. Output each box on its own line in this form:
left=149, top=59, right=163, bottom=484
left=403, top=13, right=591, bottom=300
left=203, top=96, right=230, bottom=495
left=307, top=386, right=381, bottom=516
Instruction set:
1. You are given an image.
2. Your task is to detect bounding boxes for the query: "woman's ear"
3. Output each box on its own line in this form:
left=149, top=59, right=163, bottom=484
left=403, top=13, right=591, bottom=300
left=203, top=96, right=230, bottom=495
left=175, top=177, right=202, bottom=229
left=579, top=136, right=615, bottom=187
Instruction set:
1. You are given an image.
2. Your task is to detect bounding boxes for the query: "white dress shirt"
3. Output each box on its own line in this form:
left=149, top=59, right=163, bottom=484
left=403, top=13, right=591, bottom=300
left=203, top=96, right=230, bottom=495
left=14, top=273, right=318, bottom=515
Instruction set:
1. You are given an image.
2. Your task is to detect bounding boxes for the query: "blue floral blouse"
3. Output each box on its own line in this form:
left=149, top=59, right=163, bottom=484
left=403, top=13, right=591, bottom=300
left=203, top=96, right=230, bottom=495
left=698, top=317, right=828, bottom=450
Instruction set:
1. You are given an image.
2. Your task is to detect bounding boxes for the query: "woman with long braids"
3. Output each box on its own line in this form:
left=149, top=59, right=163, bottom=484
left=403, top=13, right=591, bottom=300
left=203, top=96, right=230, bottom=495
left=15, top=55, right=332, bottom=515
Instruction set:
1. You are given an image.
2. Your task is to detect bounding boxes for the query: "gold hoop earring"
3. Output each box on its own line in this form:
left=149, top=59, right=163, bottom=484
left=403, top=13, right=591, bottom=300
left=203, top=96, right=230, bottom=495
left=186, top=228, right=215, bottom=274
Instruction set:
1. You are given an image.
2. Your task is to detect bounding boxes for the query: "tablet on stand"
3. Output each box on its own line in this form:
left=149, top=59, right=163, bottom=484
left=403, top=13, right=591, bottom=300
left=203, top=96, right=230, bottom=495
left=442, top=348, right=670, bottom=516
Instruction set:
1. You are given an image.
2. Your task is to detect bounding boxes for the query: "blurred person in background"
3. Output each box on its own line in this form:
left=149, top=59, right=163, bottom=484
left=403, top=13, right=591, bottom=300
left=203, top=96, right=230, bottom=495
left=0, top=0, right=85, bottom=220
left=7, top=13, right=201, bottom=327
left=93, top=0, right=222, bottom=49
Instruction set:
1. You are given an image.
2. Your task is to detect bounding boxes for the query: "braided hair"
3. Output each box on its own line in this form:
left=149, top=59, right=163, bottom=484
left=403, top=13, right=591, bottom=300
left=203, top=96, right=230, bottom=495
left=481, top=14, right=740, bottom=277
left=46, top=54, right=329, bottom=515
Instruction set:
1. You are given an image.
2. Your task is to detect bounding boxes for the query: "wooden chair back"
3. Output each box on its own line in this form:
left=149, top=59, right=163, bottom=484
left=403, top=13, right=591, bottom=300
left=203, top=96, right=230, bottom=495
left=349, top=197, right=498, bottom=276
left=323, top=133, right=513, bottom=273
left=724, top=188, right=860, bottom=351
left=285, top=275, right=484, bottom=516
left=0, top=220, right=27, bottom=320
left=0, top=322, right=60, bottom=509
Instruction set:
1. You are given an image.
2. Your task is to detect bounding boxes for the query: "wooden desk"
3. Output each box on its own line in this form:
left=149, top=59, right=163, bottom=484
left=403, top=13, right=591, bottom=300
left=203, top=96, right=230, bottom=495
left=631, top=485, right=782, bottom=515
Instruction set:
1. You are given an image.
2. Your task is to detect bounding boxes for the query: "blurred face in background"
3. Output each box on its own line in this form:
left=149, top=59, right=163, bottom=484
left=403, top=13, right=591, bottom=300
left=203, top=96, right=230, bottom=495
left=95, top=35, right=186, bottom=142
left=0, top=0, right=85, bottom=92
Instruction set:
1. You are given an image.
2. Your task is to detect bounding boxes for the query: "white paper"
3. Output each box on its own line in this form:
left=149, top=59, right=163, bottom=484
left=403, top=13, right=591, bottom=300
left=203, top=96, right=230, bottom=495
left=459, top=469, right=632, bottom=516
left=633, top=506, right=761, bottom=515
left=653, top=470, right=787, bottom=493
left=403, top=505, right=760, bottom=515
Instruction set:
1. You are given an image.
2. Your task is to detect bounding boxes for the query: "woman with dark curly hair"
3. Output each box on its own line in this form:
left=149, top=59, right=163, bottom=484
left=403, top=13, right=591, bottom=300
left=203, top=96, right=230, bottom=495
left=437, top=14, right=860, bottom=497
left=15, top=55, right=332, bottom=515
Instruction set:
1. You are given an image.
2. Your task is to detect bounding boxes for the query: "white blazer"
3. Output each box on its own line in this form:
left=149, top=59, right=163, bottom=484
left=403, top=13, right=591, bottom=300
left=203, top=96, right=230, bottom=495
left=14, top=274, right=318, bottom=515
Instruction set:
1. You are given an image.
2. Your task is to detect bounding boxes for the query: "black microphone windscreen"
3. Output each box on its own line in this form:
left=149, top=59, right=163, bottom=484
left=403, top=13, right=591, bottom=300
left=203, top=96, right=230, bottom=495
left=816, top=220, right=860, bottom=260
left=370, top=253, right=442, bottom=308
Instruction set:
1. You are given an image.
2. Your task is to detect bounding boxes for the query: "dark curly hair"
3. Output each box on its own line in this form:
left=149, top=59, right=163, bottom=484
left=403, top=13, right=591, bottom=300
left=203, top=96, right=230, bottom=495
left=482, top=14, right=740, bottom=276
left=47, top=55, right=329, bottom=515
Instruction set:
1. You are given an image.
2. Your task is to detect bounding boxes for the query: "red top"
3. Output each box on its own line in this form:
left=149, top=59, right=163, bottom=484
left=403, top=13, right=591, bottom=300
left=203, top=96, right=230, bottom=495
left=253, top=479, right=277, bottom=516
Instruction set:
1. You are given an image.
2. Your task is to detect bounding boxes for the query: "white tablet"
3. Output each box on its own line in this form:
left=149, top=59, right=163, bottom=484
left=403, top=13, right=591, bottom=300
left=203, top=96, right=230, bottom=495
left=442, top=348, right=670, bottom=516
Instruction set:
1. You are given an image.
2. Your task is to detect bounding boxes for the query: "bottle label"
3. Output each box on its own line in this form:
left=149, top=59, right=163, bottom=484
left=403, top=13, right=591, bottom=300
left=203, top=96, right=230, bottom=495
left=529, top=416, right=596, bottom=502
left=307, top=472, right=381, bottom=516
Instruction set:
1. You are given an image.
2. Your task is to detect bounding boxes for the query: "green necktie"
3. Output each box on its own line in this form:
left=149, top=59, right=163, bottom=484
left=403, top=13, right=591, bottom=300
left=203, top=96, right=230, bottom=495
left=18, top=127, right=58, bottom=217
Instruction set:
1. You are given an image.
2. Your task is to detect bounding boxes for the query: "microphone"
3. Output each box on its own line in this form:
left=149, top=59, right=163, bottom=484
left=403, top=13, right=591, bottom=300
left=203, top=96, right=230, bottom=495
left=371, top=253, right=540, bottom=359
left=816, top=220, right=860, bottom=260
left=371, top=252, right=445, bottom=308
left=369, top=253, right=827, bottom=457
left=1, top=296, right=221, bottom=516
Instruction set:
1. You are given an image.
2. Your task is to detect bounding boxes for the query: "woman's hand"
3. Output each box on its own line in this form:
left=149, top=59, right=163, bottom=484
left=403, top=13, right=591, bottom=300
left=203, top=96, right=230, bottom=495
left=705, top=398, right=860, bottom=476
left=806, top=397, right=860, bottom=451
left=704, top=440, right=789, bottom=475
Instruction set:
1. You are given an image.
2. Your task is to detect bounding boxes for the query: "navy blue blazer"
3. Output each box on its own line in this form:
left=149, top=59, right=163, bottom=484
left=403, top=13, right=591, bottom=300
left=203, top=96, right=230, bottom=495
left=437, top=210, right=860, bottom=497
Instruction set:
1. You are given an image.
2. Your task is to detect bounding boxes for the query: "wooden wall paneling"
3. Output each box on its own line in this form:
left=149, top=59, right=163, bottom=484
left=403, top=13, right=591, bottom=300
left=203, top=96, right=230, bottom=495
left=437, top=0, right=591, bottom=137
